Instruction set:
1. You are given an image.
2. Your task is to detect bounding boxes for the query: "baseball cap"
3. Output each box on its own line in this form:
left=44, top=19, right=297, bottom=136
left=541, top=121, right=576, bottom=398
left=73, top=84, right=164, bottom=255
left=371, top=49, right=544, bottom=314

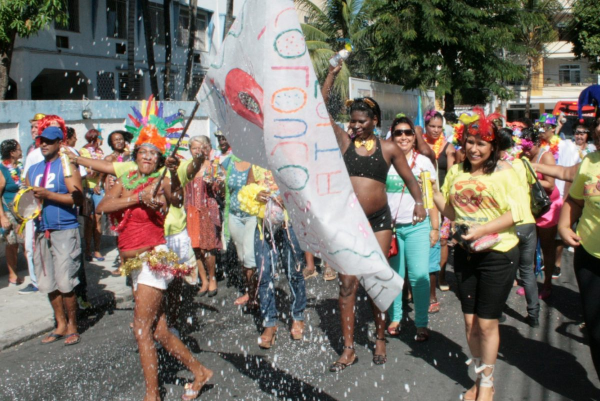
left=30, top=113, right=46, bottom=122
left=40, top=127, right=64, bottom=141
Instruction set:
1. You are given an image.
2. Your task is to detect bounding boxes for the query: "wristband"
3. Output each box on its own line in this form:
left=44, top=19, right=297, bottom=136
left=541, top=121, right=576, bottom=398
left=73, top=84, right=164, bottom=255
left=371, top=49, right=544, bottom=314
left=138, top=192, right=142, bottom=204
left=431, top=228, right=439, bottom=231
left=415, top=202, right=424, bottom=205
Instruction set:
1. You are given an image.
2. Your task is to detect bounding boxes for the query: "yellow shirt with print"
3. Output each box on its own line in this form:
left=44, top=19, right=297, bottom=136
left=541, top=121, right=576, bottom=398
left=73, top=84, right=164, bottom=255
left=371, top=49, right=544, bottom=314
left=79, top=147, right=103, bottom=189
left=569, top=152, right=600, bottom=258
left=113, top=160, right=192, bottom=237
left=442, top=163, right=523, bottom=252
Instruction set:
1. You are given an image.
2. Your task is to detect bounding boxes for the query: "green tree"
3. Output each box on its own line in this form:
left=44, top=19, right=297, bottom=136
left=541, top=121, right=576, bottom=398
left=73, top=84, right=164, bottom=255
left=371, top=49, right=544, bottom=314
left=516, top=0, right=560, bottom=118
left=369, top=0, right=526, bottom=112
left=570, top=0, right=600, bottom=73
left=296, top=0, right=374, bottom=102
left=0, top=0, right=67, bottom=100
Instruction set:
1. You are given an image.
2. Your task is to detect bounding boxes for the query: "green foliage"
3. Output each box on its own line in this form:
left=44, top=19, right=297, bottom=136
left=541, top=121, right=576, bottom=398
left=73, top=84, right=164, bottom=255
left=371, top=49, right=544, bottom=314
left=295, top=0, right=374, bottom=100
left=515, top=0, right=560, bottom=58
left=368, top=0, right=528, bottom=110
left=570, top=0, right=600, bottom=72
left=0, top=0, right=67, bottom=45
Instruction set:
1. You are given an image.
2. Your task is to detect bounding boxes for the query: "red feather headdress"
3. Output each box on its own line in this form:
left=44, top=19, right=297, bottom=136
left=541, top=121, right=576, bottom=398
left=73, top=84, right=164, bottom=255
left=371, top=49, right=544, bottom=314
left=466, top=107, right=504, bottom=142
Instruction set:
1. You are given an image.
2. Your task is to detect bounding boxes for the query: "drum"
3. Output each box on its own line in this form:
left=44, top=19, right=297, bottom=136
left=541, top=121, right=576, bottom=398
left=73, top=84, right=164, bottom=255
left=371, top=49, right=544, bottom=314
left=12, top=187, right=41, bottom=222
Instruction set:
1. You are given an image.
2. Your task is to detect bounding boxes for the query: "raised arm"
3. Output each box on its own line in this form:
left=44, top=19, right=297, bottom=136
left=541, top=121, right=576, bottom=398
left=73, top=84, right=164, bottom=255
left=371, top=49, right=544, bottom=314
left=414, top=127, right=436, bottom=165
left=321, top=64, right=350, bottom=151
left=65, top=148, right=116, bottom=175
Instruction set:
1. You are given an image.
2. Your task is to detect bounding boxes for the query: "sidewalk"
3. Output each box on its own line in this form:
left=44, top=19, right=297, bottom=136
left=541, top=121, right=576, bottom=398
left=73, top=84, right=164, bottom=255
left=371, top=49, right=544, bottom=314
left=0, top=243, right=132, bottom=351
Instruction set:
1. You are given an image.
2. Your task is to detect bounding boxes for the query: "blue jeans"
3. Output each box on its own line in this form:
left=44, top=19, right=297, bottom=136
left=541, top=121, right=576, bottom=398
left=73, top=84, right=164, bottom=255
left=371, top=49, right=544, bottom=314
left=255, top=225, right=306, bottom=328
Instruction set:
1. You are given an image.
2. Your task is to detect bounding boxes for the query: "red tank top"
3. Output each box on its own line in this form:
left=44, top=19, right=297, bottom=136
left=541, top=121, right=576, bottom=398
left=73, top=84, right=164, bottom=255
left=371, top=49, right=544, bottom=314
left=115, top=205, right=166, bottom=251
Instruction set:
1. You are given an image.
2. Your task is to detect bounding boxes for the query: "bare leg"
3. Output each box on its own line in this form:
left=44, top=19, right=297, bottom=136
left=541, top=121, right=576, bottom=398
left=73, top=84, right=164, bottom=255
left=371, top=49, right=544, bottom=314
left=303, top=252, right=316, bottom=277
left=464, top=314, right=480, bottom=400
left=93, top=212, right=103, bottom=258
left=5, top=243, right=19, bottom=282
left=372, top=229, right=392, bottom=359
left=336, top=273, right=359, bottom=365
left=429, top=273, right=438, bottom=303
left=538, top=226, right=557, bottom=291
left=166, top=278, right=183, bottom=328
left=204, top=252, right=217, bottom=292
left=476, top=317, right=499, bottom=401
left=439, top=239, right=449, bottom=288
left=42, top=291, right=68, bottom=342
left=83, top=218, right=93, bottom=258
left=194, top=248, right=209, bottom=293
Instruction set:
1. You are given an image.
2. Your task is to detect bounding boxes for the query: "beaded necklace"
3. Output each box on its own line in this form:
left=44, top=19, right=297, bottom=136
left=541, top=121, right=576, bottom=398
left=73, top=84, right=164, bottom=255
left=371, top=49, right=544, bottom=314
left=2, top=160, right=23, bottom=187
left=121, top=169, right=161, bottom=191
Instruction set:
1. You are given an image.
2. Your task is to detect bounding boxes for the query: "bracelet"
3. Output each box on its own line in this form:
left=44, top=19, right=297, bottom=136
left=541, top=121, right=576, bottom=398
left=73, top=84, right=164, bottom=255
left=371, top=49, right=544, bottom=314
left=431, top=228, right=439, bottom=231
left=415, top=202, right=424, bottom=205
left=138, top=192, right=142, bottom=204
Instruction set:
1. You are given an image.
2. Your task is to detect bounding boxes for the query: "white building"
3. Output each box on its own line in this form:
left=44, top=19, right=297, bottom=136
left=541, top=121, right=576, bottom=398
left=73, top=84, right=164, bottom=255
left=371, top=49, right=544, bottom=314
left=7, top=0, right=241, bottom=101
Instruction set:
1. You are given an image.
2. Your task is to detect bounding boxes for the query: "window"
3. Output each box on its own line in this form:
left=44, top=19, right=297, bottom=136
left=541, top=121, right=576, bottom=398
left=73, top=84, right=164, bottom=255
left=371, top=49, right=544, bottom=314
left=118, top=72, right=144, bottom=100
left=107, top=0, right=127, bottom=39
left=55, top=0, right=80, bottom=32
left=97, top=72, right=116, bottom=100
left=56, top=36, right=69, bottom=49
left=304, top=16, right=309, bottom=23
left=559, top=65, right=581, bottom=84
left=149, top=3, right=166, bottom=46
left=177, top=9, right=208, bottom=51
left=116, top=43, right=126, bottom=54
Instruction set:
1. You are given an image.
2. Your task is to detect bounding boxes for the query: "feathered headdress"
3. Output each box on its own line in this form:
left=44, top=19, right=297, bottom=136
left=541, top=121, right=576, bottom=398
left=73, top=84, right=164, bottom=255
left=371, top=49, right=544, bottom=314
left=126, top=95, right=184, bottom=155
left=465, top=107, right=504, bottom=142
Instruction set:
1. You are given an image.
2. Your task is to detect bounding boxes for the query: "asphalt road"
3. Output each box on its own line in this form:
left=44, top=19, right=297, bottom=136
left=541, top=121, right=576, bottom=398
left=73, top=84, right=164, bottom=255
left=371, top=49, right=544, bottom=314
left=0, top=251, right=599, bottom=401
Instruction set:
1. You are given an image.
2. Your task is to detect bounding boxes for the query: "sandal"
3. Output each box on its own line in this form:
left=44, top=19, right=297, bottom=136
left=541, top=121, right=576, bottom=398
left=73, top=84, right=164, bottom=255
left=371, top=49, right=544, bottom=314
left=329, top=345, right=358, bottom=372
left=64, top=333, right=81, bottom=346
left=464, top=357, right=481, bottom=401
left=428, top=301, right=441, bottom=314
left=42, top=332, right=64, bottom=344
left=303, top=267, right=318, bottom=279
left=323, top=265, right=337, bottom=281
left=290, top=320, right=304, bottom=340
left=234, top=293, right=249, bottom=306
left=373, top=337, right=387, bottom=365
left=181, top=369, right=213, bottom=401
left=258, top=326, right=277, bottom=349
left=415, top=328, right=429, bottom=342
left=8, top=277, right=24, bottom=286
left=386, top=324, right=401, bottom=337
left=475, top=363, right=495, bottom=400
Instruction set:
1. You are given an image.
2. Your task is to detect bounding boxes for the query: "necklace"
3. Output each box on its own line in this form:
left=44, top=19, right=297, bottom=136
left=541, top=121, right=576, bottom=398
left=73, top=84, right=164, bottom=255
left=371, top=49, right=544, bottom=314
left=425, top=135, right=446, bottom=158
left=354, top=135, right=375, bottom=151
left=121, top=170, right=161, bottom=191
left=540, top=136, right=561, bottom=162
left=2, top=160, right=23, bottom=187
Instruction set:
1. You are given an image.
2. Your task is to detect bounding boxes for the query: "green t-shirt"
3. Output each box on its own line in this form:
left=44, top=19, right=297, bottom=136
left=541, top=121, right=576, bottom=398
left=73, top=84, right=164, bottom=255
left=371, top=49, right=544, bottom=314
left=113, top=160, right=192, bottom=236
left=569, top=152, right=600, bottom=258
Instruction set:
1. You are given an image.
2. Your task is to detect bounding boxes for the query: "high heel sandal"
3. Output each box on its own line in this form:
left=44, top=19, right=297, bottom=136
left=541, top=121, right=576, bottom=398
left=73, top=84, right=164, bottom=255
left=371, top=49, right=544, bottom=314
left=290, top=320, right=304, bottom=340
left=475, top=363, right=495, bottom=400
left=329, top=345, right=358, bottom=372
left=373, top=337, right=387, bottom=365
left=464, top=357, right=481, bottom=401
left=258, top=326, right=277, bottom=349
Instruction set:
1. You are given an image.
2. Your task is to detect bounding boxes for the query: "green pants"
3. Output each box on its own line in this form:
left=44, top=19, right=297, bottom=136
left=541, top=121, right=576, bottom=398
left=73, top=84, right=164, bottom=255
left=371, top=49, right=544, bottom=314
left=388, top=217, right=431, bottom=328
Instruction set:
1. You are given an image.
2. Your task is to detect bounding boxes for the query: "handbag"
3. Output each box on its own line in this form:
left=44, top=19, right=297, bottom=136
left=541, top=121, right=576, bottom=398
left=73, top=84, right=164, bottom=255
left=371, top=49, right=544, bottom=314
left=522, top=158, right=552, bottom=218
left=80, top=191, right=94, bottom=218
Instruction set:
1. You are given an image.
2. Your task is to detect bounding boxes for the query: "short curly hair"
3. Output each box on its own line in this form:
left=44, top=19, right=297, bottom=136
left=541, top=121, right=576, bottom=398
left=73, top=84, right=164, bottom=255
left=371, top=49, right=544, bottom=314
left=0, top=139, right=19, bottom=160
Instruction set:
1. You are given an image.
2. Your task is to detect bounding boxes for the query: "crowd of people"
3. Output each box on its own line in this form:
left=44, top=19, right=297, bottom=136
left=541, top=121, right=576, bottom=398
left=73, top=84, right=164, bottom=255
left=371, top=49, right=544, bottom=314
left=1, top=81, right=599, bottom=400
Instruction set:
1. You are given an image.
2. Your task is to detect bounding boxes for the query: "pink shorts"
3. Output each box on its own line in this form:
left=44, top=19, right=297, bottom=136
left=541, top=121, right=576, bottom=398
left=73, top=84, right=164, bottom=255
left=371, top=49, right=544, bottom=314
left=536, top=189, right=562, bottom=229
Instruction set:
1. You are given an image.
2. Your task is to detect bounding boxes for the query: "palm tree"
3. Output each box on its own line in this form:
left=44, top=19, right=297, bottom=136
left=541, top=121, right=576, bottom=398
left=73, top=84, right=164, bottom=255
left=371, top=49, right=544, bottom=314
left=295, top=0, right=373, bottom=101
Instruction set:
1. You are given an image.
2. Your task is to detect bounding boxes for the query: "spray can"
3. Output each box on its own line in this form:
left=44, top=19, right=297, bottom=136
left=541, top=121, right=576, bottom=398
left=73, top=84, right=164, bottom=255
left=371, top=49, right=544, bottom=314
left=60, top=148, right=73, bottom=178
left=420, top=171, right=433, bottom=209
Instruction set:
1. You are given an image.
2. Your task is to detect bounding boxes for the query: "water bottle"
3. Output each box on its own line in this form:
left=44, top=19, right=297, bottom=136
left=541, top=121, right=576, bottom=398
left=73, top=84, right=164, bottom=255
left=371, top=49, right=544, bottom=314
left=329, top=49, right=350, bottom=67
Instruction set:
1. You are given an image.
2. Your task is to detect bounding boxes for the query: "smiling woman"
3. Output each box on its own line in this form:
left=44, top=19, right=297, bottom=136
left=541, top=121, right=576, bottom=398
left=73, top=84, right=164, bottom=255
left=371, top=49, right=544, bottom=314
left=432, top=107, right=523, bottom=401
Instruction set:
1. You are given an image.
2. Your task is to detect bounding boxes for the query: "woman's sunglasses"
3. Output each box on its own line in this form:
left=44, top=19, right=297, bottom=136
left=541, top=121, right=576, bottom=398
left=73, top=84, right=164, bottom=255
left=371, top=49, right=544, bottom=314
left=392, top=129, right=415, bottom=137
left=574, top=130, right=589, bottom=135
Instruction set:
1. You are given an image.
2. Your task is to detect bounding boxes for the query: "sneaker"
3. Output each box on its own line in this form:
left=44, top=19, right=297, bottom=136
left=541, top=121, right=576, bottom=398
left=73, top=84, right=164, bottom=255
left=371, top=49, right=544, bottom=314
left=526, top=316, right=540, bottom=328
left=77, top=296, right=92, bottom=310
left=18, top=284, right=39, bottom=294
left=552, top=267, right=561, bottom=279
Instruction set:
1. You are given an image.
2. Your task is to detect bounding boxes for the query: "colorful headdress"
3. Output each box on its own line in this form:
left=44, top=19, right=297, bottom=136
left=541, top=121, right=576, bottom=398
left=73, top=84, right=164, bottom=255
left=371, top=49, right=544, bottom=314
left=424, top=109, right=438, bottom=122
left=126, top=95, right=184, bottom=155
left=345, top=97, right=376, bottom=110
left=464, top=107, right=503, bottom=142
left=537, top=113, right=557, bottom=126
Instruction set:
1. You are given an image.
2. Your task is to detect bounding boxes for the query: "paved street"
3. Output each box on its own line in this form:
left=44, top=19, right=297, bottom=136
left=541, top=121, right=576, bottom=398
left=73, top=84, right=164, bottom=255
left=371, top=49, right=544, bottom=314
left=0, top=250, right=599, bottom=401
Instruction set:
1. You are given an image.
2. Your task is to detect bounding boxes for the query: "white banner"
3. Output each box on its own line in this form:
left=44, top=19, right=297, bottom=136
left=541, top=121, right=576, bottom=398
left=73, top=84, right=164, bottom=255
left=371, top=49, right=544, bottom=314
left=197, top=0, right=403, bottom=311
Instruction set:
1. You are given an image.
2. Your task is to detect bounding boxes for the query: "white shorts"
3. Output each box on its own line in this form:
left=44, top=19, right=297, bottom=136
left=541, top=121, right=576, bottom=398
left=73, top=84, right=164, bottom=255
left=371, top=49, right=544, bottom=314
left=131, top=244, right=174, bottom=291
left=165, top=229, right=198, bottom=285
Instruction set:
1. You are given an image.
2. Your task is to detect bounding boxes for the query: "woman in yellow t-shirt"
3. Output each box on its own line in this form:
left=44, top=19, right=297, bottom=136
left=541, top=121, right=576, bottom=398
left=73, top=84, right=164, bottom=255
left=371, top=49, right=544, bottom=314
left=433, top=108, right=522, bottom=401
left=558, top=117, right=600, bottom=380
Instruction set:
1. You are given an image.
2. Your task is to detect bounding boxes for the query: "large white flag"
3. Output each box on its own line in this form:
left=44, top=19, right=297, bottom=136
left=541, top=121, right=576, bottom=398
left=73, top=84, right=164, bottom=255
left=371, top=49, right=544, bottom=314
left=197, top=0, right=403, bottom=310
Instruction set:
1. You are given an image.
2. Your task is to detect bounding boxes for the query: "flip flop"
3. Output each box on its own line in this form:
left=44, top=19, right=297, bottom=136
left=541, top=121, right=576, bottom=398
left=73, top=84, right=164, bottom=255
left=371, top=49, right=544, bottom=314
left=42, top=332, right=64, bottom=344
left=303, top=268, right=318, bottom=279
left=64, top=333, right=81, bottom=346
left=428, top=301, right=441, bottom=314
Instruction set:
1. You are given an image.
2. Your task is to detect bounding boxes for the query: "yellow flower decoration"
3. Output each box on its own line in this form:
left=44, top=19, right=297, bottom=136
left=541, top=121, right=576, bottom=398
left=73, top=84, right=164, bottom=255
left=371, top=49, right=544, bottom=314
left=238, top=183, right=268, bottom=217
left=120, top=249, right=192, bottom=277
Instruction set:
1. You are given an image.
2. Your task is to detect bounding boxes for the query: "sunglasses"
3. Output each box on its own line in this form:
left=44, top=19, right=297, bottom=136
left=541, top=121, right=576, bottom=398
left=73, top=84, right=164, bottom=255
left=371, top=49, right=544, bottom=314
left=39, top=137, right=60, bottom=144
left=392, top=129, right=415, bottom=137
left=574, top=130, right=589, bottom=135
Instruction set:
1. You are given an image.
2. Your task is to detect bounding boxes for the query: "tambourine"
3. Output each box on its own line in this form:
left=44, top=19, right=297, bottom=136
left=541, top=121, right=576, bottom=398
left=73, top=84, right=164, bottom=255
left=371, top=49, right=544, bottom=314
left=13, top=187, right=41, bottom=222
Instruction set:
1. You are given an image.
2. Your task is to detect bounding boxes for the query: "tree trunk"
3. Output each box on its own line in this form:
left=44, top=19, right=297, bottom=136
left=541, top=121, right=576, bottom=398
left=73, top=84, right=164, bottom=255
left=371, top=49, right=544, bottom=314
left=127, top=0, right=136, bottom=99
left=182, top=0, right=198, bottom=101
left=0, top=31, right=17, bottom=101
left=225, top=0, right=234, bottom=36
left=141, top=0, right=160, bottom=99
left=444, top=92, right=455, bottom=113
left=525, top=57, right=532, bottom=119
left=163, top=0, right=172, bottom=100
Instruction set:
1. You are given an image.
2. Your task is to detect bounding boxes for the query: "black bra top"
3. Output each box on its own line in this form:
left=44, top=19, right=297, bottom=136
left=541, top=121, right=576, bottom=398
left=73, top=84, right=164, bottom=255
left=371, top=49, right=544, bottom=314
left=343, top=137, right=389, bottom=184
